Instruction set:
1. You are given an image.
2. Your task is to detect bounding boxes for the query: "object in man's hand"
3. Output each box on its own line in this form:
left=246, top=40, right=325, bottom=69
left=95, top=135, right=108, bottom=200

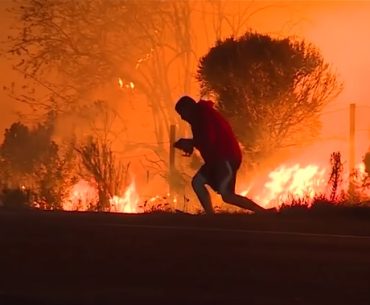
left=174, top=138, right=194, bottom=156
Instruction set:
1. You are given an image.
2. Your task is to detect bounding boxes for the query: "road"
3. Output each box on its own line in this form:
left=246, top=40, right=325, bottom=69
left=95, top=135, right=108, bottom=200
left=1, top=209, right=370, bottom=305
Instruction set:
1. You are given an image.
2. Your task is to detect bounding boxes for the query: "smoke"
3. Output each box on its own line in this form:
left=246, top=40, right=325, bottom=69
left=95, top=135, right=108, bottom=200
left=1, top=1, right=369, bottom=195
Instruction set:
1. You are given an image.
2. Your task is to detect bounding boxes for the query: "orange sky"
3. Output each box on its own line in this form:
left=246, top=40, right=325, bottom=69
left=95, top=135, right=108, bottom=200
left=0, top=0, right=369, bottom=159
left=241, top=1, right=370, bottom=163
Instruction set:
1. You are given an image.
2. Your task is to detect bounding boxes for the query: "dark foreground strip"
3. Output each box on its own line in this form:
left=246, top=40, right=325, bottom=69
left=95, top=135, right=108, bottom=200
left=98, top=223, right=370, bottom=240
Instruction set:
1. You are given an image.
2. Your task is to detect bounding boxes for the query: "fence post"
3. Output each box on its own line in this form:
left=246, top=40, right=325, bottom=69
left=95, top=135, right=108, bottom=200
left=349, top=103, right=356, bottom=195
left=169, top=124, right=176, bottom=201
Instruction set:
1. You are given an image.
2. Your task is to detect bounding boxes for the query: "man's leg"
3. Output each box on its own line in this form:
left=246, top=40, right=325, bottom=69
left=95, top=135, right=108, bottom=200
left=191, top=170, right=214, bottom=215
left=221, top=192, right=266, bottom=213
left=218, top=162, right=265, bottom=213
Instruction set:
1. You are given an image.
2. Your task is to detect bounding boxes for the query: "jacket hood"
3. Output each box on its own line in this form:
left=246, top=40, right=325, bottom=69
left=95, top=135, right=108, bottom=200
left=198, top=99, right=214, bottom=108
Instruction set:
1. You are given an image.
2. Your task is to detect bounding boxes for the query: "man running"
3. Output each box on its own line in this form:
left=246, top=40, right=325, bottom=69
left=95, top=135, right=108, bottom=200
left=174, top=95, right=265, bottom=215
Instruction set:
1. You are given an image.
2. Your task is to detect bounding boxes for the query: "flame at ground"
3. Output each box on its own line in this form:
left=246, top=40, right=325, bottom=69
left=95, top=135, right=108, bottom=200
left=109, top=180, right=141, bottom=213
left=241, top=163, right=327, bottom=208
left=240, top=161, right=369, bottom=209
left=62, top=179, right=142, bottom=213
left=62, top=180, right=99, bottom=211
left=62, top=162, right=369, bottom=213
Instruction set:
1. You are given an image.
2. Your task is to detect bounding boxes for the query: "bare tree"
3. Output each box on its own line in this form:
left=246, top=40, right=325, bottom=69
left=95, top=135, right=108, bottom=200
left=7, top=0, right=199, bottom=150
left=72, top=100, right=129, bottom=211
left=7, top=0, right=274, bottom=147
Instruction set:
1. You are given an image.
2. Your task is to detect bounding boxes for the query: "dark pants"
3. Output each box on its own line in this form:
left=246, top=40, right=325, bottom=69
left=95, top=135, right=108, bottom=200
left=197, top=160, right=240, bottom=194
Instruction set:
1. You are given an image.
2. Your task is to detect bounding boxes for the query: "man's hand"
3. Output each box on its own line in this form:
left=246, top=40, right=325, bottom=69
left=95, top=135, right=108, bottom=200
left=174, top=138, right=194, bottom=156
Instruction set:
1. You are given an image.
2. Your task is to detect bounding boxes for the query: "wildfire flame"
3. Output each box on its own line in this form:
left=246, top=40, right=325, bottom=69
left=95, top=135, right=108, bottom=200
left=118, top=77, right=135, bottom=90
left=62, top=179, right=142, bottom=213
left=62, top=179, right=98, bottom=211
left=61, top=160, right=368, bottom=213
left=109, top=180, right=141, bottom=213
left=118, top=77, right=124, bottom=89
left=241, top=163, right=327, bottom=208
left=241, top=161, right=369, bottom=208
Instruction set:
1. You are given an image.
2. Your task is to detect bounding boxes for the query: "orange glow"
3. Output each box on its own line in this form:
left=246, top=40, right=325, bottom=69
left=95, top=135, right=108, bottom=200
left=1, top=1, right=369, bottom=213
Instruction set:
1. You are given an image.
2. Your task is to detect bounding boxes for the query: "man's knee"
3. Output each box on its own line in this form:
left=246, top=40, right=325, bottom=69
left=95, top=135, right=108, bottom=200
left=220, top=191, right=234, bottom=203
left=192, top=174, right=206, bottom=191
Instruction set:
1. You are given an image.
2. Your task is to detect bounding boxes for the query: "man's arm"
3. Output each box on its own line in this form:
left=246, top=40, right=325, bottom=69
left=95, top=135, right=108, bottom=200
left=174, top=138, right=194, bottom=156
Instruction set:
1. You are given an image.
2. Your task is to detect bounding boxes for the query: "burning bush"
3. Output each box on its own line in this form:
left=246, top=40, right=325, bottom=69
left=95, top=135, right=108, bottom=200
left=75, top=137, right=130, bottom=211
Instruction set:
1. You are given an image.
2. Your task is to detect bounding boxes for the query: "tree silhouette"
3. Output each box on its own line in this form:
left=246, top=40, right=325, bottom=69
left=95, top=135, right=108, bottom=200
left=197, top=32, right=342, bottom=165
left=0, top=118, right=76, bottom=208
left=1, top=121, right=56, bottom=177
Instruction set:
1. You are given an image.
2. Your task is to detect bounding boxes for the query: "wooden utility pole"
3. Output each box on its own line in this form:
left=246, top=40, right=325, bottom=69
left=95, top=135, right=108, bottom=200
left=169, top=124, right=176, bottom=198
left=349, top=103, right=356, bottom=193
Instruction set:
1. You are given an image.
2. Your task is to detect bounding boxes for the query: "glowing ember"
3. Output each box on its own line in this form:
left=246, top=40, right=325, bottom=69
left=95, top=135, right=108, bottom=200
left=117, top=77, right=135, bottom=90
left=137, top=192, right=176, bottom=212
left=118, top=77, right=124, bottom=89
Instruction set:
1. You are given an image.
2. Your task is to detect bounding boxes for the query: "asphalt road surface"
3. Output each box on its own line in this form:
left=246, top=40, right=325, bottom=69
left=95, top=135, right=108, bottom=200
left=1, top=209, right=370, bottom=305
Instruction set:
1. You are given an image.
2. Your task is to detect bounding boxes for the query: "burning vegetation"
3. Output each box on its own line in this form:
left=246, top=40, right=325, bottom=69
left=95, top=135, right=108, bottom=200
left=0, top=120, right=368, bottom=212
left=1, top=0, right=369, bottom=213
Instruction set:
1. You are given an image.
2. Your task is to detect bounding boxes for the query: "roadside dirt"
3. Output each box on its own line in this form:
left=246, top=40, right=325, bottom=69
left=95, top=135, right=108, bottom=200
left=1, top=209, right=370, bottom=305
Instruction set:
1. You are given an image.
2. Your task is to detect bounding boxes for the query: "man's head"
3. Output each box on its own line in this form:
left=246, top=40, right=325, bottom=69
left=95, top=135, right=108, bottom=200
left=175, top=96, right=197, bottom=123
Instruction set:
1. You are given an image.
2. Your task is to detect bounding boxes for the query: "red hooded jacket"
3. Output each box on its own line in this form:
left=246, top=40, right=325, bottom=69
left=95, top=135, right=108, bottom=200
left=191, top=100, right=242, bottom=166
